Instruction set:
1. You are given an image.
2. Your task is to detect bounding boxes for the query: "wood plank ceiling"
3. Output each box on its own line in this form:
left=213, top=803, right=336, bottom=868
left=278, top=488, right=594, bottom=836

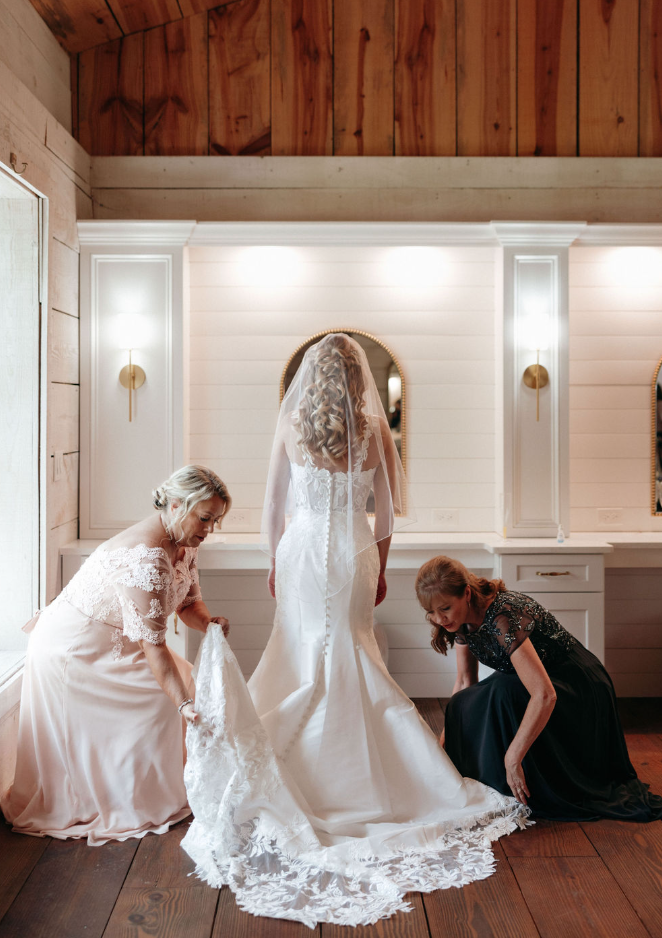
left=31, top=0, right=662, bottom=158
left=28, top=0, right=230, bottom=53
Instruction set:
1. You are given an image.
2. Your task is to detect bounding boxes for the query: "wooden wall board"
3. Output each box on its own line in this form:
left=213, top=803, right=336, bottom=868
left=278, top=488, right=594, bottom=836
left=333, top=0, right=395, bottom=155
left=49, top=452, right=79, bottom=528
left=0, top=0, right=72, bottom=132
left=209, top=0, right=270, bottom=156
left=49, top=310, right=79, bottom=384
left=106, top=0, right=181, bottom=35
left=144, top=13, right=208, bottom=156
left=78, top=33, right=144, bottom=156
left=46, top=518, right=78, bottom=601
left=45, top=116, right=92, bottom=191
left=271, top=0, right=333, bottom=155
left=179, top=0, right=238, bottom=13
left=70, top=56, right=79, bottom=141
left=517, top=0, right=577, bottom=156
left=88, top=154, right=662, bottom=190
left=47, top=382, right=79, bottom=455
left=28, top=0, right=122, bottom=54
left=88, top=182, right=662, bottom=223
left=394, top=0, right=456, bottom=156
left=49, top=238, right=80, bottom=317
left=456, top=0, right=517, bottom=155
left=640, top=0, right=662, bottom=156
left=579, top=0, right=639, bottom=156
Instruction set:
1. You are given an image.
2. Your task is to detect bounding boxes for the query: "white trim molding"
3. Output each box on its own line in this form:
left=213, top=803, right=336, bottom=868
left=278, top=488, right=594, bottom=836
left=78, top=220, right=196, bottom=245
left=492, top=222, right=587, bottom=247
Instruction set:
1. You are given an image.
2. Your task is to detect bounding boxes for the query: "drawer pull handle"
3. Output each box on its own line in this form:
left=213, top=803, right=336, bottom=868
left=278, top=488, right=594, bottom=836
left=536, top=571, right=571, bottom=577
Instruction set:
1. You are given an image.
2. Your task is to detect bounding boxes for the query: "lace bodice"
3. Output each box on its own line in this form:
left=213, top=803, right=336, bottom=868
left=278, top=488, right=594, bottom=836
left=58, top=543, right=201, bottom=656
left=455, top=590, right=576, bottom=673
left=290, top=462, right=377, bottom=514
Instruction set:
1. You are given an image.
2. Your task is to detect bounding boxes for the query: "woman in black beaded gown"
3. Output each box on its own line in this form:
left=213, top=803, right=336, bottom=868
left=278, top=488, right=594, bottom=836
left=415, top=555, right=662, bottom=822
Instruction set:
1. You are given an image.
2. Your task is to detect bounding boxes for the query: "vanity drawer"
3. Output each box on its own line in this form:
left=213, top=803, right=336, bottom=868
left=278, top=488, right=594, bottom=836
left=498, top=554, right=604, bottom=593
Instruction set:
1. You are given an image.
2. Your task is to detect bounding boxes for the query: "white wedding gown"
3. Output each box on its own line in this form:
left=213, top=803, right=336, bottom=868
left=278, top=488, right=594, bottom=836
left=182, top=458, right=528, bottom=928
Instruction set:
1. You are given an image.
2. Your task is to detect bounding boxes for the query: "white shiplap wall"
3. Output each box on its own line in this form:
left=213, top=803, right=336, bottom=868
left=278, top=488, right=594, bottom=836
left=605, top=568, right=662, bottom=696
left=188, top=244, right=497, bottom=534
left=568, top=244, right=662, bottom=533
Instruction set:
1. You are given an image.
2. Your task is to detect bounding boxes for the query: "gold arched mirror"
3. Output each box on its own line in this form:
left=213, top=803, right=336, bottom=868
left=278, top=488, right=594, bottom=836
left=280, top=329, right=406, bottom=476
left=653, top=356, right=662, bottom=514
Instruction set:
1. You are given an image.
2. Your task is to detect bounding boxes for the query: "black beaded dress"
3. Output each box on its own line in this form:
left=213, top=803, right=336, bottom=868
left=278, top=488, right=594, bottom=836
left=444, top=590, right=662, bottom=821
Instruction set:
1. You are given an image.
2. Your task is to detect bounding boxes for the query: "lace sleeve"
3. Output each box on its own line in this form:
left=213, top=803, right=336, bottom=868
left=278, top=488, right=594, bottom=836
left=114, top=552, right=170, bottom=645
left=178, top=551, right=202, bottom=611
left=491, top=607, right=535, bottom=656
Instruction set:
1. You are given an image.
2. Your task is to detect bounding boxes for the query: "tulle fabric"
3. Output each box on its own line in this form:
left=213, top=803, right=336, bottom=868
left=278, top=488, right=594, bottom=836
left=261, top=333, right=412, bottom=601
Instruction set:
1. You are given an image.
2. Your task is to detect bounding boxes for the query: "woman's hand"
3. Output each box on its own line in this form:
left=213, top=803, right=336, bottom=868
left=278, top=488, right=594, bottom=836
left=375, top=573, right=387, bottom=606
left=268, top=562, right=276, bottom=599
left=180, top=702, right=200, bottom=725
left=209, top=615, right=230, bottom=637
left=505, top=756, right=530, bottom=805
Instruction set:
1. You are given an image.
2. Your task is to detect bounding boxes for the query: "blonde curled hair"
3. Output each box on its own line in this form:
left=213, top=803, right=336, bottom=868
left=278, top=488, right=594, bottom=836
left=153, top=465, right=231, bottom=543
left=295, top=334, right=368, bottom=464
left=415, top=555, right=506, bottom=655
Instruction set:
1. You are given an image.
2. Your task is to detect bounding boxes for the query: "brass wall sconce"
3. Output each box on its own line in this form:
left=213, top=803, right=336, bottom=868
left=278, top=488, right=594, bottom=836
left=119, top=350, right=146, bottom=422
left=523, top=353, right=549, bottom=422
left=115, top=313, right=149, bottom=422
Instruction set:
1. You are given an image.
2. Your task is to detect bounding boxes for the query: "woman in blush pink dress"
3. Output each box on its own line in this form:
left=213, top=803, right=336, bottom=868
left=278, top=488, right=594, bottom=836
left=2, top=465, right=231, bottom=845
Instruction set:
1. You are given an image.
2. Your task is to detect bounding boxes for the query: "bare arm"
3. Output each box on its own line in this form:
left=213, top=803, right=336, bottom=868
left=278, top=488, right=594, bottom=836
left=266, top=435, right=291, bottom=598
left=504, top=638, right=557, bottom=804
left=452, top=642, right=479, bottom=696
left=140, top=640, right=199, bottom=724
left=372, top=422, right=399, bottom=605
left=178, top=599, right=229, bottom=636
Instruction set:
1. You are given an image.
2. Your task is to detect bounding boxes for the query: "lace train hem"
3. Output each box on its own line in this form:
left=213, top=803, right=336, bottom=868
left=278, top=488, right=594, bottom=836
left=182, top=625, right=530, bottom=928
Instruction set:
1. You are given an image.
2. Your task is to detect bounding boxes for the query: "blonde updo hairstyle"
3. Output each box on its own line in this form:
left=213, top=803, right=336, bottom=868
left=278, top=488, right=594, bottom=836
left=295, top=334, right=368, bottom=464
left=153, top=465, right=231, bottom=543
left=415, top=555, right=506, bottom=655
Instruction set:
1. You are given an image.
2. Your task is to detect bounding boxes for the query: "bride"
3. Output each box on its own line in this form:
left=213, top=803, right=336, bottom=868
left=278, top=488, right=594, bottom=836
left=182, top=333, right=528, bottom=928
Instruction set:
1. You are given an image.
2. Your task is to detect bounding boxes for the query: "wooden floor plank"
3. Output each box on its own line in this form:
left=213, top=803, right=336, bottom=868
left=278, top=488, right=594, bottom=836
left=509, top=856, right=650, bottom=938
left=501, top=820, right=597, bottom=857
left=580, top=820, right=662, bottom=938
left=415, top=698, right=445, bottom=739
left=122, top=819, right=197, bottom=888
left=103, top=887, right=218, bottom=938
left=424, top=841, right=539, bottom=938
left=213, top=885, right=320, bottom=936
left=0, top=837, right=139, bottom=938
left=322, top=891, right=428, bottom=937
left=0, top=824, right=50, bottom=921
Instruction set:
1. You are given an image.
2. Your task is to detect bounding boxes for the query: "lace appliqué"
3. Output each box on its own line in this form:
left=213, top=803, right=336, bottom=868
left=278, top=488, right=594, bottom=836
left=60, top=543, right=197, bottom=658
left=463, top=590, right=577, bottom=674
left=112, top=629, right=124, bottom=661
left=182, top=626, right=530, bottom=930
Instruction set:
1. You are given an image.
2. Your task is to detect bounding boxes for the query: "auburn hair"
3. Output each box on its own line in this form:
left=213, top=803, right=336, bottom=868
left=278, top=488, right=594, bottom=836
left=415, top=555, right=506, bottom=655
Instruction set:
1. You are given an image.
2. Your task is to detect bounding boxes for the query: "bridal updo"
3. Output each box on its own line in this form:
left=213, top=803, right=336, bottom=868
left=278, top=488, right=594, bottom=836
left=295, top=334, right=368, bottom=464
left=153, top=465, right=231, bottom=541
left=415, top=555, right=506, bottom=654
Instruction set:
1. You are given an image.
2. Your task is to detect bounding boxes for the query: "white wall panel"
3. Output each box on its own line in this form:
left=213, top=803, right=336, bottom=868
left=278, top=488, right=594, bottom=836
left=188, top=243, right=498, bottom=534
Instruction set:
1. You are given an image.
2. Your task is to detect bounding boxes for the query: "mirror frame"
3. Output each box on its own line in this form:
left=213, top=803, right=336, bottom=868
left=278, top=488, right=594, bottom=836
left=652, top=355, right=662, bottom=515
left=280, top=328, right=406, bottom=479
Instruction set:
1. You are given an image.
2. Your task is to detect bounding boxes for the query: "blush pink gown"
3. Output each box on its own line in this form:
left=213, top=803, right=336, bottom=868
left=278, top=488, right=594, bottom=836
left=1, top=542, right=199, bottom=845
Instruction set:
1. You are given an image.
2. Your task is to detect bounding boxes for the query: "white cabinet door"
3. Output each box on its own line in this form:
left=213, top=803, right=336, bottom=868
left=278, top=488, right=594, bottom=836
left=522, top=591, right=604, bottom=663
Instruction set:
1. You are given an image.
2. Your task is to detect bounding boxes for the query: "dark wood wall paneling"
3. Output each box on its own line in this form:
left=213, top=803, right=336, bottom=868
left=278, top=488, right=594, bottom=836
left=71, top=0, right=662, bottom=157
